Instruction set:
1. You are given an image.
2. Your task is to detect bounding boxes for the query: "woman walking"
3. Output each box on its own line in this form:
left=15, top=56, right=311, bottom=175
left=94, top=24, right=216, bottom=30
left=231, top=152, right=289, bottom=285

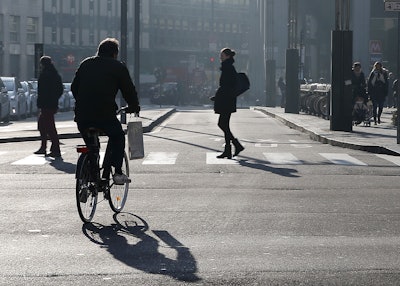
left=34, top=56, right=64, bottom=157
left=213, top=48, right=244, bottom=159
left=367, top=61, right=389, bottom=125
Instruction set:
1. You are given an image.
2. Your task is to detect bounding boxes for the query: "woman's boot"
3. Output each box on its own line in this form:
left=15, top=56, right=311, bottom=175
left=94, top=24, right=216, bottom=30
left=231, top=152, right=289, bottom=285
left=217, top=143, right=232, bottom=159
left=232, top=138, right=244, bottom=156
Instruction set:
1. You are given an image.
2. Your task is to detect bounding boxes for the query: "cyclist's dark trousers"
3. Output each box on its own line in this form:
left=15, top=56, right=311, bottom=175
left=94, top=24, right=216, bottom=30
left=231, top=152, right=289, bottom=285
left=218, top=113, right=234, bottom=145
left=77, top=118, right=125, bottom=174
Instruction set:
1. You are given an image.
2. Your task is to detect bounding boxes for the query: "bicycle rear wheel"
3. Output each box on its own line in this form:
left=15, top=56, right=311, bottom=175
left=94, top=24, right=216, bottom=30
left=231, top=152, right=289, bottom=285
left=108, top=152, right=130, bottom=212
left=76, top=154, right=98, bottom=222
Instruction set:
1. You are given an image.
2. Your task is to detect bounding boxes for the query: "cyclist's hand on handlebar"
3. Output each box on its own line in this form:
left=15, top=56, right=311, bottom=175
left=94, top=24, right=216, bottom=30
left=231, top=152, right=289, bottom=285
left=125, top=105, right=140, bottom=115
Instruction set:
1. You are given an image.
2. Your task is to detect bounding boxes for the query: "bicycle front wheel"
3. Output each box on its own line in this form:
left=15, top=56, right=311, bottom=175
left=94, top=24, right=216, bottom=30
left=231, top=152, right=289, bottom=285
left=108, top=152, right=130, bottom=212
left=76, top=154, right=98, bottom=223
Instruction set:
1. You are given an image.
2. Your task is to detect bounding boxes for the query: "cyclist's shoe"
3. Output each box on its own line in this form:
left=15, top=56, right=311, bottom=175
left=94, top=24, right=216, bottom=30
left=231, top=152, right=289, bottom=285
left=79, top=190, right=88, bottom=203
left=113, top=173, right=131, bottom=185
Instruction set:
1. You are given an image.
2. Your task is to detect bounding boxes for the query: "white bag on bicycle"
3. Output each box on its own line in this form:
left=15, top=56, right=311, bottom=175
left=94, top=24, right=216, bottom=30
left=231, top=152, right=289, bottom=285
left=127, top=119, right=144, bottom=160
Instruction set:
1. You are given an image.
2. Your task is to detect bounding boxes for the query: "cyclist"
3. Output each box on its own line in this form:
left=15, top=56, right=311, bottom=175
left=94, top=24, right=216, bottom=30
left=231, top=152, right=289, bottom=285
left=71, top=38, right=140, bottom=185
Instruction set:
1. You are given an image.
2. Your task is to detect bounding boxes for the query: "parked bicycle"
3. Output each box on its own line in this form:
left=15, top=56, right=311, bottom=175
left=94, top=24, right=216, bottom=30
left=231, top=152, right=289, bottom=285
left=75, top=107, right=136, bottom=223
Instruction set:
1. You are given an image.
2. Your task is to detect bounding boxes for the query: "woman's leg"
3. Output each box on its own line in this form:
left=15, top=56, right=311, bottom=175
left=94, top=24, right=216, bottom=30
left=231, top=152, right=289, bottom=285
left=217, top=113, right=233, bottom=158
left=218, top=113, right=234, bottom=145
left=377, top=99, right=384, bottom=123
left=372, top=99, right=378, bottom=124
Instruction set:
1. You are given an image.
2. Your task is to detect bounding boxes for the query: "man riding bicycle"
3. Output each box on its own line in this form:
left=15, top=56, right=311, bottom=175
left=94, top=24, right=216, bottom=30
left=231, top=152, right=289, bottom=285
left=71, top=38, right=140, bottom=185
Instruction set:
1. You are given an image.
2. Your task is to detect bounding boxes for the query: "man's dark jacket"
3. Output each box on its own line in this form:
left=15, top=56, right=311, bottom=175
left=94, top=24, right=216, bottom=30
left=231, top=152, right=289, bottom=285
left=37, top=69, right=63, bottom=109
left=71, top=55, right=139, bottom=122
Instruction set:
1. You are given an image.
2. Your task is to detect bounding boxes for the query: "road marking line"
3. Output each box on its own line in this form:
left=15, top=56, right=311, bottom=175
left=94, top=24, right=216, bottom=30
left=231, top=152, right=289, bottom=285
left=11, top=153, right=66, bottom=165
left=319, top=153, right=367, bottom=166
left=143, top=152, right=178, bottom=164
left=255, top=143, right=278, bottom=148
left=290, top=144, right=312, bottom=148
left=206, top=152, right=239, bottom=164
left=263, top=152, right=302, bottom=165
left=376, top=154, right=400, bottom=166
left=12, top=155, right=51, bottom=165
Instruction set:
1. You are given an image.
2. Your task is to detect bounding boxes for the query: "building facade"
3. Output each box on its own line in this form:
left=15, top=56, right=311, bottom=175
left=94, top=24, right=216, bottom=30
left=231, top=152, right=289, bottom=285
left=0, top=0, right=399, bottom=98
left=0, top=0, right=42, bottom=80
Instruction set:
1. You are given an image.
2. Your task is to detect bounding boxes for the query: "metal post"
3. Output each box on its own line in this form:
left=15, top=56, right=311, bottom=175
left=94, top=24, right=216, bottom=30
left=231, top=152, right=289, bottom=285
left=285, top=0, right=299, bottom=114
left=134, top=0, right=140, bottom=99
left=397, top=11, right=400, bottom=143
left=330, top=0, right=352, bottom=131
left=265, top=0, right=276, bottom=107
left=120, top=0, right=127, bottom=124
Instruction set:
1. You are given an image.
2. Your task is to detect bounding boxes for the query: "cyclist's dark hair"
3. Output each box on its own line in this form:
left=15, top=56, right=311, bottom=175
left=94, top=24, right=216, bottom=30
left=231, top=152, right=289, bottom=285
left=97, top=38, right=119, bottom=57
left=221, top=47, right=236, bottom=58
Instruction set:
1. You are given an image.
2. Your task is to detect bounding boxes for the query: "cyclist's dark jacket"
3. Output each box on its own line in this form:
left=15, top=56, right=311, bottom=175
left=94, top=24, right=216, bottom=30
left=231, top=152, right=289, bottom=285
left=71, top=55, right=139, bottom=122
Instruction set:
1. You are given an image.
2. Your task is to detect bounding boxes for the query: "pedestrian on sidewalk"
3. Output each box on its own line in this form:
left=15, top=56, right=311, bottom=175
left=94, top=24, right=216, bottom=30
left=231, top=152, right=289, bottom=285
left=367, top=61, right=389, bottom=125
left=71, top=38, right=140, bottom=185
left=351, top=62, right=367, bottom=104
left=393, top=78, right=398, bottom=108
left=34, top=56, right=64, bottom=157
left=212, top=47, right=244, bottom=159
left=278, top=76, right=286, bottom=108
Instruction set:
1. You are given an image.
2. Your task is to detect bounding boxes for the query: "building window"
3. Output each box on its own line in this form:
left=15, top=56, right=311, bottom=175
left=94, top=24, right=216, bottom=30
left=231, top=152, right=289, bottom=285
left=9, top=15, right=20, bottom=43
left=52, top=27, right=57, bottom=44
left=27, top=17, right=38, bottom=43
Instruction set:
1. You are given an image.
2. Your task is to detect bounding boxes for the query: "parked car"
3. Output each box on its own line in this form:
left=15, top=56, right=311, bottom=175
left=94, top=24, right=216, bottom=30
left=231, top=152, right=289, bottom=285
left=1, top=77, right=28, bottom=120
left=0, top=77, right=10, bottom=123
left=58, top=86, right=72, bottom=112
left=63, top=82, right=74, bottom=111
left=21, top=81, right=38, bottom=117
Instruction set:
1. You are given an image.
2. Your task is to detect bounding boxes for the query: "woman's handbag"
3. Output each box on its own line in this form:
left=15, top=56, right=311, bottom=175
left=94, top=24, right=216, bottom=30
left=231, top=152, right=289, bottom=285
left=127, top=115, right=144, bottom=159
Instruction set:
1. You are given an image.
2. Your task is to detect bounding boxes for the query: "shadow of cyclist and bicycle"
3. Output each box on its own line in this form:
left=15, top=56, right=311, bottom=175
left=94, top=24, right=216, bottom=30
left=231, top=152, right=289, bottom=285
left=82, top=212, right=201, bottom=283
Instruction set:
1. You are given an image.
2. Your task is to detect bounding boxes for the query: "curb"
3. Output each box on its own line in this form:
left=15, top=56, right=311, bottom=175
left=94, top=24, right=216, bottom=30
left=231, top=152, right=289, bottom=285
left=254, top=107, right=400, bottom=156
left=0, top=108, right=176, bottom=144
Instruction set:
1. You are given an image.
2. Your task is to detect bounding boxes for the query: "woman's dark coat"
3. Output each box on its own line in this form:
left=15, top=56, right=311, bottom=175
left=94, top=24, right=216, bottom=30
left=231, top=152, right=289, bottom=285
left=37, top=68, right=63, bottom=110
left=214, top=57, right=237, bottom=114
left=351, top=70, right=366, bottom=102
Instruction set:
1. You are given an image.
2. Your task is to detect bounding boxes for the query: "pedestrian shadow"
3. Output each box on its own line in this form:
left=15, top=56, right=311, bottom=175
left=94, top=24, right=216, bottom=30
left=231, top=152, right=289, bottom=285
left=237, top=158, right=300, bottom=178
left=82, top=213, right=201, bottom=283
left=48, top=157, right=76, bottom=174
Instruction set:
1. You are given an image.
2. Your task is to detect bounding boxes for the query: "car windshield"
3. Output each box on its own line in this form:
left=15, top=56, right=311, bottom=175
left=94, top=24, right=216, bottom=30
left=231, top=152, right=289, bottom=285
left=2, top=79, right=14, bottom=91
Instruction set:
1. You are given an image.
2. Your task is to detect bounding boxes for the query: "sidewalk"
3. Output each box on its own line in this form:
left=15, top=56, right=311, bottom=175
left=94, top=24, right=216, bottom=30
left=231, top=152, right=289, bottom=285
left=2, top=105, right=400, bottom=156
left=253, top=106, right=400, bottom=156
left=0, top=106, right=176, bottom=144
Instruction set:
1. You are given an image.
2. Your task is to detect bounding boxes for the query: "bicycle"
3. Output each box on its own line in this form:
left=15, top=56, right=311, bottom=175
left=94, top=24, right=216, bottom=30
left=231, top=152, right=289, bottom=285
left=75, top=107, right=135, bottom=223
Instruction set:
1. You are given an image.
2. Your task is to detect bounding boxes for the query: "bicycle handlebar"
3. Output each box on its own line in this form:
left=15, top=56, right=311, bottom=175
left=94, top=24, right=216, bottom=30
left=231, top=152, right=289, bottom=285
left=117, top=106, right=140, bottom=117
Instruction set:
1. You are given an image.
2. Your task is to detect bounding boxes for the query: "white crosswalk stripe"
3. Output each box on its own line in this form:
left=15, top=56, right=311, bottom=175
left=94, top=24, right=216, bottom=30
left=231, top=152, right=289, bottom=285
left=263, top=152, right=302, bottom=165
left=319, top=153, right=368, bottom=166
left=376, top=154, right=400, bottom=166
left=3, top=150, right=400, bottom=167
left=206, top=152, right=239, bottom=164
left=12, top=153, right=65, bottom=165
left=142, top=152, right=179, bottom=164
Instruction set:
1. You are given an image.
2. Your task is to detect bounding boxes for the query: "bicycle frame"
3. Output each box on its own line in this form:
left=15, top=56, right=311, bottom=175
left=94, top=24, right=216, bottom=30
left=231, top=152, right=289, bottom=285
left=75, top=107, right=133, bottom=222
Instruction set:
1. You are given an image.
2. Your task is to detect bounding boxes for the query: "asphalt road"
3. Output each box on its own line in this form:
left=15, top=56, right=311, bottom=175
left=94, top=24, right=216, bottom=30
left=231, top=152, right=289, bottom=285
left=0, top=108, right=399, bottom=285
